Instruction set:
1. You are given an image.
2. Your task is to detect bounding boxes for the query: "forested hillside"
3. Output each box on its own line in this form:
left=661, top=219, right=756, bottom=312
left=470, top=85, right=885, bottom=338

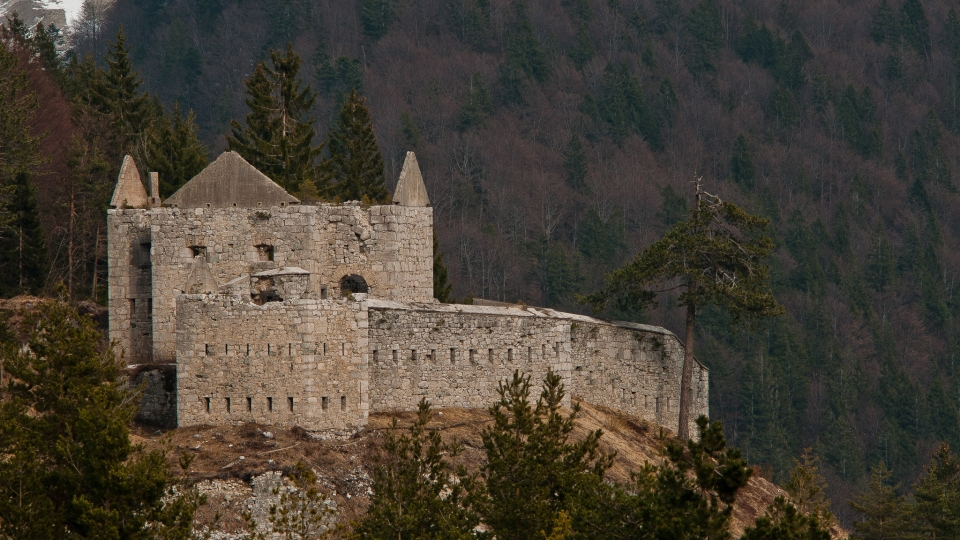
left=7, top=0, right=960, bottom=523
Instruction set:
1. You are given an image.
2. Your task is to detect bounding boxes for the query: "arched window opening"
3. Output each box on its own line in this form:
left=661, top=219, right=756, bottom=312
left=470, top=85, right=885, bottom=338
left=340, top=274, right=369, bottom=294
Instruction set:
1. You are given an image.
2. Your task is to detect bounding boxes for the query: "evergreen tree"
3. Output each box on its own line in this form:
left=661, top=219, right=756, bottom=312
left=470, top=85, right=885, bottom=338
left=596, top=62, right=654, bottom=146
left=568, top=24, right=594, bottom=69
left=0, top=301, right=202, bottom=539
left=321, top=89, right=390, bottom=203
left=870, top=0, right=899, bottom=45
left=0, top=39, right=43, bottom=182
left=910, top=443, right=960, bottom=537
left=505, top=1, right=549, bottom=83
left=561, top=134, right=588, bottom=192
left=228, top=43, right=323, bottom=194
left=740, top=497, right=831, bottom=540
left=352, top=399, right=478, bottom=539
left=359, top=0, right=399, bottom=41
left=583, top=183, right=783, bottom=440
left=91, top=28, right=151, bottom=144
left=899, top=0, right=930, bottom=56
left=730, top=134, right=756, bottom=189
left=865, top=223, right=897, bottom=293
left=315, top=44, right=364, bottom=104
left=145, top=102, right=208, bottom=197
left=434, top=234, right=453, bottom=303
left=785, top=449, right=835, bottom=527
left=657, top=185, right=688, bottom=226
left=946, top=9, right=960, bottom=60
left=849, top=462, right=910, bottom=539
left=478, top=371, right=612, bottom=540
left=457, top=72, right=493, bottom=131
left=685, top=0, right=723, bottom=75
left=577, top=208, right=626, bottom=265
left=0, top=172, right=48, bottom=296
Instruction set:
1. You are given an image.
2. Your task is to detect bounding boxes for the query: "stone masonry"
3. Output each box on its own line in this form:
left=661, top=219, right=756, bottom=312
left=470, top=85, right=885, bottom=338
left=108, top=151, right=708, bottom=433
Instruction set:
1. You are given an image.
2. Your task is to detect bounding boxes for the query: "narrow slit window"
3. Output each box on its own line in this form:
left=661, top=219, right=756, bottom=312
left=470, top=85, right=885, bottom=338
left=542, top=344, right=546, bottom=358
left=225, top=343, right=229, bottom=355
left=268, top=397, right=273, bottom=412
left=323, top=342, right=327, bottom=355
left=341, top=396, right=346, bottom=411
left=469, top=349, right=476, bottom=363
left=288, top=343, right=292, bottom=356
left=246, top=344, right=250, bottom=356
left=205, top=397, right=211, bottom=413
left=321, top=286, right=328, bottom=299
left=288, top=397, right=294, bottom=412
left=247, top=397, right=252, bottom=411
left=392, top=349, right=398, bottom=363
left=226, top=397, right=231, bottom=412
left=268, top=344, right=272, bottom=355
left=322, top=396, right=329, bottom=411
left=430, top=349, right=436, bottom=363
left=450, top=348, right=456, bottom=364
left=488, top=349, right=494, bottom=363
left=508, top=348, right=514, bottom=362
left=129, top=299, right=136, bottom=315
left=411, top=349, right=417, bottom=362
left=373, top=350, right=379, bottom=364
left=556, top=342, right=561, bottom=357
left=204, top=344, right=210, bottom=356
left=528, top=347, right=532, bottom=362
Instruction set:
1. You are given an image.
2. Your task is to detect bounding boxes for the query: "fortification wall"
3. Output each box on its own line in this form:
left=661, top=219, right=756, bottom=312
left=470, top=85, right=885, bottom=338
left=108, top=204, right=433, bottom=363
left=175, top=296, right=369, bottom=430
left=107, top=210, right=155, bottom=364
left=367, top=303, right=573, bottom=411
left=366, top=301, right=708, bottom=432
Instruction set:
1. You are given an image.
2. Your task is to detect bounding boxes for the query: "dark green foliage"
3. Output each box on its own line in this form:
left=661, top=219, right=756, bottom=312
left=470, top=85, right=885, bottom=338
left=0, top=301, right=201, bottom=539
left=849, top=462, right=910, bottom=539
left=837, top=85, right=882, bottom=158
left=870, top=0, right=899, bottom=45
left=91, top=29, right=151, bottom=144
left=737, top=17, right=780, bottom=69
left=30, top=23, right=67, bottom=83
left=0, top=36, right=43, bottom=181
left=457, top=72, right=493, bottom=131
left=653, top=78, right=679, bottom=130
left=910, top=444, right=960, bottom=536
left=0, top=172, right=48, bottom=296
left=741, top=497, right=831, bottom=540
left=321, top=89, right=390, bottom=203
left=433, top=235, right=453, bottom=303
left=865, top=223, right=896, bottom=292
left=899, top=0, right=930, bottom=56
left=907, top=110, right=952, bottom=189
left=359, top=0, right=399, bottom=41
left=478, top=370, right=612, bottom=540
left=577, top=207, right=625, bottom=264
left=946, top=8, right=960, bottom=59
left=448, top=0, right=492, bottom=50
left=561, top=134, right=588, bottom=192
left=159, top=19, right=201, bottom=100
left=657, top=185, right=688, bottom=226
left=227, top=43, right=322, bottom=194
left=398, top=110, right=421, bottom=150
left=535, top=239, right=581, bottom=308
left=730, top=134, right=756, bottom=189
left=315, top=43, right=364, bottom=104
left=568, top=24, right=594, bottom=69
left=685, top=0, right=723, bottom=75
left=582, top=417, right=753, bottom=539
left=596, top=62, right=655, bottom=146
left=499, top=0, right=549, bottom=101
left=351, top=400, right=478, bottom=539
left=145, top=103, right=208, bottom=197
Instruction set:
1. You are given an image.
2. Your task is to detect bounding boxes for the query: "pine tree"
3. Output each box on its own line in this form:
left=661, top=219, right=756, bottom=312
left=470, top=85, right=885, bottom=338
left=561, top=134, right=588, bottom=192
left=0, top=301, right=202, bottom=538
left=870, top=0, right=899, bottom=45
left=0, top=172, right=48, bottom=297
left=228, top=43, right=323, bottom=194
left=568, top=24, right=594, bottom=69
left=899, top=0, right=930, bottom=57
left=583, top=183, right=783, bottom=439
left=359, top=0, right=399, bottom=41
left=479, top=371, right=612, bottom=540
left=457, top=72, right=493, bottom=131
left=911, top=444, right=960, bottom=537
left=145, top=103, right=208, bottom=197
left=730, top=134, right=756, bottom=189
left=352, top=399, right=479, bottom=539
left=0, top=38, right=43, bottom=182
left=434, top=234, right=453, bottom=303
left=740, top=497, right=831, bottom=540
left=92, top=28, right=151, bottom=144
left=849, top=462, right=910, bottom=539
left=321, top=89, right=390, bottom=203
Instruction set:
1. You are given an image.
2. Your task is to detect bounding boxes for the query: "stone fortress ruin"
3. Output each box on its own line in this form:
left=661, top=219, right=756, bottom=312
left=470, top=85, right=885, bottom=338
left=108, top=151, right=708, bottom=433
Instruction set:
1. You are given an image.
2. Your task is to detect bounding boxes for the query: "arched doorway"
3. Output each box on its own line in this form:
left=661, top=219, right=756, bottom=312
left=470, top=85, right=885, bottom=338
left=340, top=274, right=369, bottom=295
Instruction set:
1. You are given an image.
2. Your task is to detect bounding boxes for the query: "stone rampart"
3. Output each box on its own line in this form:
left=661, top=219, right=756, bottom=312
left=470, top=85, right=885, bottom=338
left=175, top=295, right=369, bottom=430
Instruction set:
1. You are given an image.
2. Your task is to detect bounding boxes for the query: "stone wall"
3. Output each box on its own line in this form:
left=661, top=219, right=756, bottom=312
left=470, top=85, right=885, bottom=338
left=367, top=301, right=573, bottom=411
left=108, top=203, right=433, bottom=363
left=367, top=301, right=708, bottom=433
left=175, top=295, right=369, bottom=430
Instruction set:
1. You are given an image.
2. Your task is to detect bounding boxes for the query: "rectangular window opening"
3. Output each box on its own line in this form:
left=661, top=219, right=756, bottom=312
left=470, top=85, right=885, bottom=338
left=225, top=343, right=229, bottom=355
left=508, top=348, right=514, bottom=362
left=267, top=343, right=272, bottom=355
left=138, top=242, right=151, bottom=268
left=129, top=298, right=136, bottom=315
left=392, top=349, right=398, bottom=363
left=542, top=344, right=546, bottom=358
left=469, top=349, right=476, bottom=363
left=288, top=343, right=292, bottom=356
left=226, top=397, right=231, bottom=412
left=255, top=244, right=275, bottom=262
left=488, top=349, right=494, bottom=363
left=204, top=343, right=210, bottom=356
left=246, top=344, right=250, bottom=356
left=268, top=397, right=273, bottom=412
left=430, top=349, right=436, bottom=363
left=190, top=245, right=206, bottom=258
left=204, top=397, right=211, bottom=413
left=323, top=342, right=327, bottom=355
left=450, top=348, right=456, bottom=365
left=322, top=396, right=329, bottom=411
left=341, top=396, right=346, bottom=411
left=528, top=347, right=532, bottom=362
left=288, top=397, right=294, bottom=412
left=342, top=343, right=346, bottom=355
left=321, top=286, right=328, bottom=299
left=373, top=350, right=379, bottom=364
left=411, top=349, right=417, bottom=362
left=247, top=397, right=252, bottom=411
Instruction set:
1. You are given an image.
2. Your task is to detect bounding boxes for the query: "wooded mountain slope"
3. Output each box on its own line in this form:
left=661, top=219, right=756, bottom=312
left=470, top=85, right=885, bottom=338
left=61, top=0, right=960, bottom=522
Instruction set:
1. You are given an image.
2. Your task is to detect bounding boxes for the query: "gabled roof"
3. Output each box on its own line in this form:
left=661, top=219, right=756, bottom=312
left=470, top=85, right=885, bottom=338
left=164, top=151, right=300, bottom=209
left=110, top=156, right=149, bottom=208
left=392, top=151, right=430, bottom=207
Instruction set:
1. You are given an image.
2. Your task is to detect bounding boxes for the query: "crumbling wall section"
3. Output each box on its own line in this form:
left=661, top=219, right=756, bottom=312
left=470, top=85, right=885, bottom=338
left=175, top=296, right=369, bottom=430
left=107, top=209, right=154, bottom=364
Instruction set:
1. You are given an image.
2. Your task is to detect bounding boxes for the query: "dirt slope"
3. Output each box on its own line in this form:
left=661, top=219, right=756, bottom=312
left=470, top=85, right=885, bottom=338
left=135, top=400, right=845, bottom=537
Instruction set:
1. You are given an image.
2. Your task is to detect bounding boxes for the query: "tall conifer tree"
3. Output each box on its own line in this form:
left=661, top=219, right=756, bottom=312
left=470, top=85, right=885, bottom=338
left=92, top=29, right=150, bottom=144
left=0, top=172, right=48, bottom=296
left=228, top=43, right=322, bottom=194
left=321, top=89, right=390, bottom=203
left=146, top=103, right=208, bottom=197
